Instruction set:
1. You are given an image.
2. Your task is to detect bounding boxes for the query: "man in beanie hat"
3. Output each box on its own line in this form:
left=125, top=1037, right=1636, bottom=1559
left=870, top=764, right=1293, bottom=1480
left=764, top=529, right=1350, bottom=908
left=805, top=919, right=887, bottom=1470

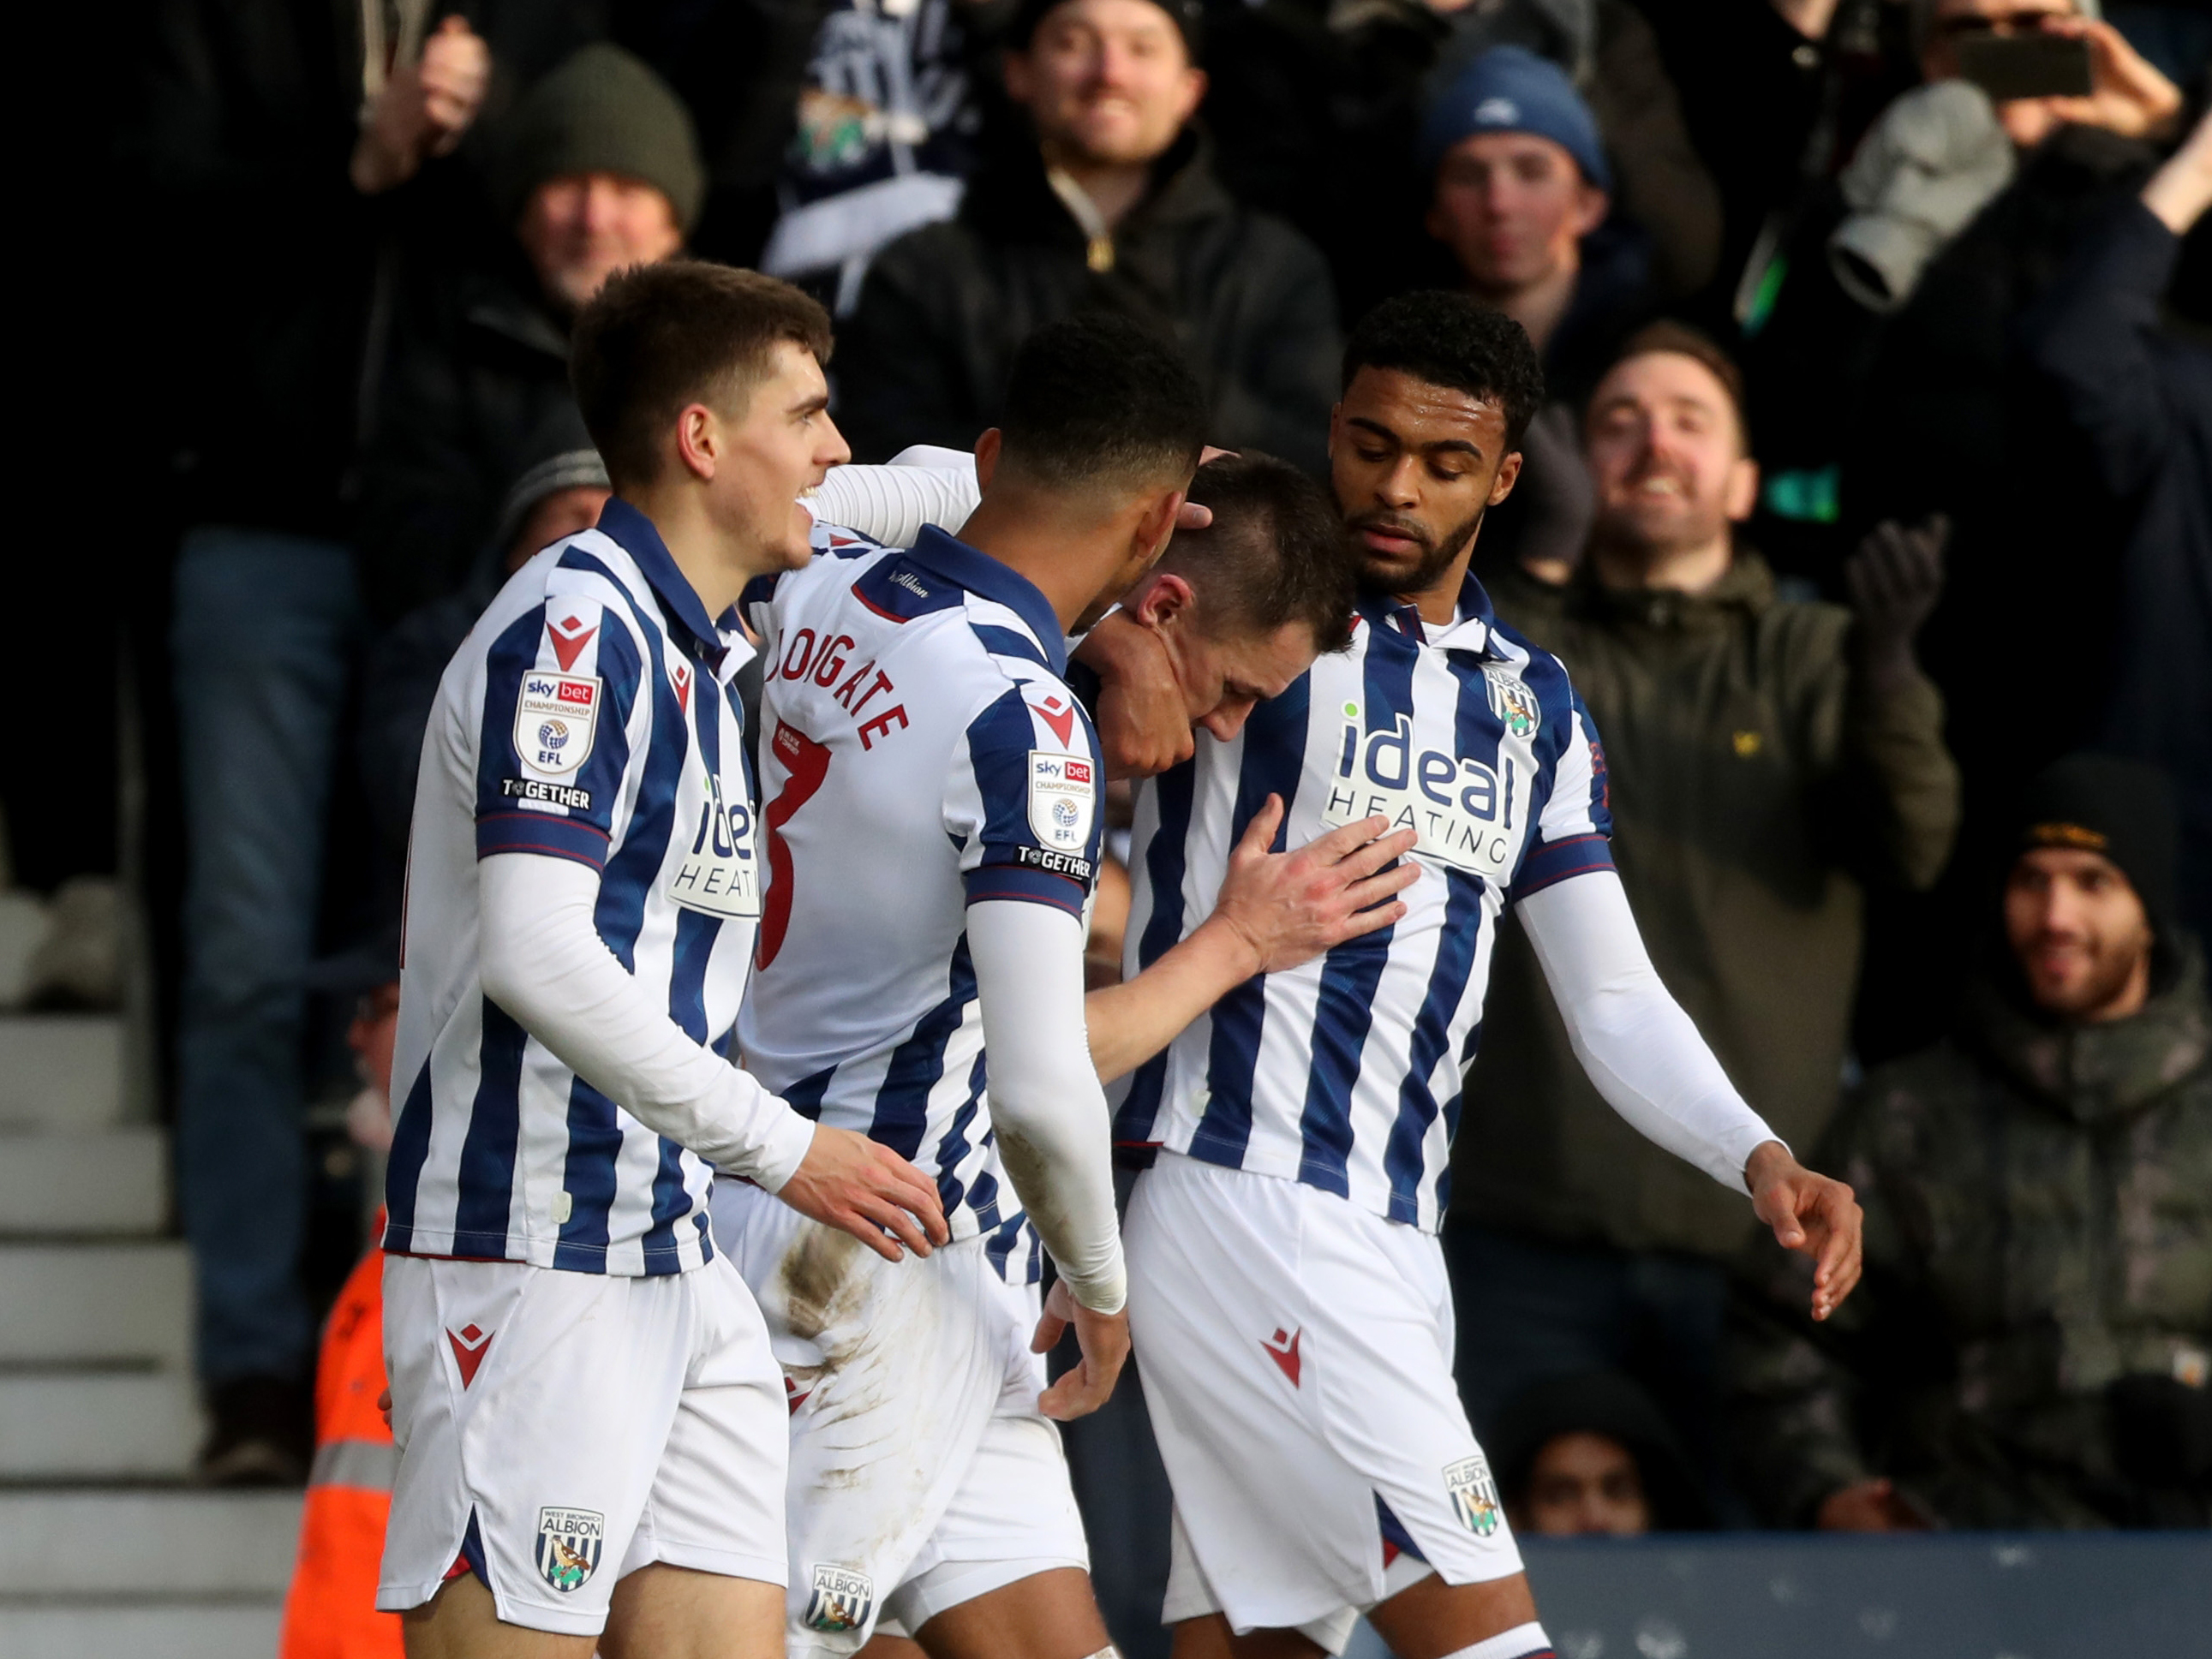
left=1731, top=751, right=2212, bottom=1531
left=1420, top=45, right=1653, bottom=409
left=833, top=0, right=1341, bottom=474
left=357, top=43, right=701, bottom=624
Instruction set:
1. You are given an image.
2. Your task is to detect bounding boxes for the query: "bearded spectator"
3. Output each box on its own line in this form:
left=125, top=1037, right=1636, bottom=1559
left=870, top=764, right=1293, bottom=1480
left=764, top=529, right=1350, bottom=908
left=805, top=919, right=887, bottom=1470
left=355, top=43, right=700, bottom=623
left=1454, top=325, right=1960, bottom=1510
left=1731, top=755, right=2212, bottom=1531
left=831, top=0, right=1340, bottom=473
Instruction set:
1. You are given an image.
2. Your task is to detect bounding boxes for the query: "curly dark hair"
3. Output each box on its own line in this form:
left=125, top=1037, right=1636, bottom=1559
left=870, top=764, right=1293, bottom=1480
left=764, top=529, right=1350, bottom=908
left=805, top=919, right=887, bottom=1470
left=1342, top=291, right=1545, bottom=448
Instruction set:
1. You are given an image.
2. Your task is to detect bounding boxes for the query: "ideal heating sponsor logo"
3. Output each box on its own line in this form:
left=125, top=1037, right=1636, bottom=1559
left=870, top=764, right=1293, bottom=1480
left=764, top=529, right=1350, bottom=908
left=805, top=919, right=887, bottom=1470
left=1319, top=709, right=1525, bottom=878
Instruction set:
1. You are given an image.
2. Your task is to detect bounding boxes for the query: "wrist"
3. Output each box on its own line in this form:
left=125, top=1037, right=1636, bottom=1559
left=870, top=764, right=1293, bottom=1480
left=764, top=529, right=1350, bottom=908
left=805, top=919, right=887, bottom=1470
left=1189, top=909, right=1265, bottom=987
left=1744, top=1138, right=1793, bottom=1188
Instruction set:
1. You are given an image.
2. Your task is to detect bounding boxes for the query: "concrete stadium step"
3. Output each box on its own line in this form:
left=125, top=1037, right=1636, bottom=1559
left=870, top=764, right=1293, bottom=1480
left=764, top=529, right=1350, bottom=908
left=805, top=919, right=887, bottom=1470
left=0, top=1491, right=299, bottom=1659
left=0, top=1127, right=167, bottom=1236
left=0, top=1242, right=191, bottom=1367
left=0, top=1016, right=125, bottom=1132
left=0, top=1372, right=201, bottom=1480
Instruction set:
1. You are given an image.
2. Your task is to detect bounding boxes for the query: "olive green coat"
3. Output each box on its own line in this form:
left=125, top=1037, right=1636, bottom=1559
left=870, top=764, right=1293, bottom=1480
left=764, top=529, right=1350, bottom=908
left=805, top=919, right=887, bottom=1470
left=1728, top=951, right=2212, bottom=1527
left=1456, top=553, right=1960, bottom=1257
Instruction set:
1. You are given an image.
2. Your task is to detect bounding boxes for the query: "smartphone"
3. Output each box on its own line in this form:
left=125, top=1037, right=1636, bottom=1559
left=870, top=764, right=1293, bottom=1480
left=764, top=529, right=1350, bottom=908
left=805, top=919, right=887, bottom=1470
left=1955, top=33, right=2095, bottom=101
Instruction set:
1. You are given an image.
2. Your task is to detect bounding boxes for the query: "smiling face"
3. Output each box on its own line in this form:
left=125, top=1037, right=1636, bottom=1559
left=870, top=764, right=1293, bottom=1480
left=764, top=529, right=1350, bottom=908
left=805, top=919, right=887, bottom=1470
left=1004, top=0, right=1206, bottom=168
left=1330, top=367, right=1521, bottom=607
left=704, top=339, right=851, bottom=573
left=1584, top=349, right=1758, bottom=562
left=2004, top=846, right=2155, bottom=1022
left=518, top=172, right=685, bottom=314
left=1426, top=131, right=1609, bottom=296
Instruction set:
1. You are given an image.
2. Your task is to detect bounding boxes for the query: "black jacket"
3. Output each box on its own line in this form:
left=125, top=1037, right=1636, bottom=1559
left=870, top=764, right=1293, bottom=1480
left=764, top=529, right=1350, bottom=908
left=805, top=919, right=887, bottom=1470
left=833, top=128, right=1341, bottom=474
left=355, top=266, right=577, bottom=623
left=2023, top=197, right=2212, bottom=944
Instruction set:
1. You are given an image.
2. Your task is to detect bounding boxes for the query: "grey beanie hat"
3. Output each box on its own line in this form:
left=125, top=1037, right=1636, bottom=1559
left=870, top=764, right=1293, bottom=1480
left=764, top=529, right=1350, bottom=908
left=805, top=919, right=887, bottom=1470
left=497, top=44, right=706, bottom=233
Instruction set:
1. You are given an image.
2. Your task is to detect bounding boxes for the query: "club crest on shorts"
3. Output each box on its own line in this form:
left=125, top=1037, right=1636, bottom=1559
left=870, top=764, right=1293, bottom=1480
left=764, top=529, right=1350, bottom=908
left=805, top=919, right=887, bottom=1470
left=1444, top=1454, right=1503, bottom=1537
left=1028, top=751, right=1095, bottom=851
left=1482, top=667, right=1540, bottom=740
left=804, top=1563, right=876, bottom=1633
left=534, top=1507, right=604, bottom=1592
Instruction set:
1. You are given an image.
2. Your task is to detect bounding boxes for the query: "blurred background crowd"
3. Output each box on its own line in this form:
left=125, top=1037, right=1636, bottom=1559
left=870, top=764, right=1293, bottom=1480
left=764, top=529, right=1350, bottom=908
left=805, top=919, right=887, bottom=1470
left=13, top=0, right=2210, bottom=1631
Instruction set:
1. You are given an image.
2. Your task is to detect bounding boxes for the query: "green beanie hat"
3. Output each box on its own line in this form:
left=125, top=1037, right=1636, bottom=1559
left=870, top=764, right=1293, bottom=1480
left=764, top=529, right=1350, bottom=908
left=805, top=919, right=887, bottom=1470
left=497, top=45, right=706, bottom=235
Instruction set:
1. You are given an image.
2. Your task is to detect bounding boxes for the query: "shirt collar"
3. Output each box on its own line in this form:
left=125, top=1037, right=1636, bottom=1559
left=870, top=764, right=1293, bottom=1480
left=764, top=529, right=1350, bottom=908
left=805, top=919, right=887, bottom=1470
left=594, top=498, right=750, bottom=678
left=906, top=525, right=1069, bottom=674
left=1357, top=569, right=1498, bottom=657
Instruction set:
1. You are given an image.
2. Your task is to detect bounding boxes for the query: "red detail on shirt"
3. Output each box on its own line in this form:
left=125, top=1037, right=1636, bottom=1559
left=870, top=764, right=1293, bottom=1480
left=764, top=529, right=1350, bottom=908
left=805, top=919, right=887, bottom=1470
left=1032, top=695, right=1077, bottom=749
left=547, top=614, right=598, bottom=671
left=1262, top=1326, right=1302, bottom=1387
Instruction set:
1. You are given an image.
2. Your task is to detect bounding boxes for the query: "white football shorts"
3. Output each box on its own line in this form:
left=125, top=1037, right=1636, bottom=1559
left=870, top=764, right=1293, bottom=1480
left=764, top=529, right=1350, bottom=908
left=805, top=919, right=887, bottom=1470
left=1127, top=1152, right=1524, bottom=1652
left=377, top=1251, right=788, bottom=1637
left=713, top=1179, right=1090, bottom=1658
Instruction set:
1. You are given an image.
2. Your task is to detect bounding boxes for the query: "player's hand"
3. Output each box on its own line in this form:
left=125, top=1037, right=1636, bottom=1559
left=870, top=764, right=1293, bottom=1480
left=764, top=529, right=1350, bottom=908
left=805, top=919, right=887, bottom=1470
left=379, top=1387, right=392, bottom=1432
left=1747, top=1141, right=1862, bottom=1322
left=777, top=1125, right=951, bottom=1262
left=1208, top=797, right=1419, bottom=977
left=1031, top=1280, right=1131, bottom=1421
left=1079, top=612, right=1195, bottom=780
left=1816, top=1477, right=1930, bottom=1531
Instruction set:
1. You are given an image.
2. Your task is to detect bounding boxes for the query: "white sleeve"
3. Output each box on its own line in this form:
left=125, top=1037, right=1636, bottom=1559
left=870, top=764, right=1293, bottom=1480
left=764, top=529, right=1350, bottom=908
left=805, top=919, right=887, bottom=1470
left=803, top=450, right=982, bottom=548
left=479, top=852, right=818, bottom=1190
left=966, top=897, right=1127, bottom=1314
left=1516, top=869, right=1780, bottom=1193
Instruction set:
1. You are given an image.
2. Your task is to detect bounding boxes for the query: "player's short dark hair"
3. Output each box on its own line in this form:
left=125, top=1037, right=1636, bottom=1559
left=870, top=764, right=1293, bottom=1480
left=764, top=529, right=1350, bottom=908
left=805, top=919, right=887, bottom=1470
left=1341, top=292, right=1544, bottom=448
left=1160, top=454, right=1358, bottom=654
left=571, top=260, right=833, bottom=489
left=996, top=313, right=1209, bottom=500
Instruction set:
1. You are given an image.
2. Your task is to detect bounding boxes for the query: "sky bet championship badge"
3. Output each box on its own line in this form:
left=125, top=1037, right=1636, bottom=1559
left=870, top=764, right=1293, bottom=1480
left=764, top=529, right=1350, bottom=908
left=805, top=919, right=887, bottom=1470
left=1445, top=1453, right=1504, bottom=1537
left=805, top=1563, right=876, bottom=1633
left=1028, top=751, right=1096, bottom=851
left=516, top=671, right=601, bottom=777
left=535, top=1507, right=605, bottom=1592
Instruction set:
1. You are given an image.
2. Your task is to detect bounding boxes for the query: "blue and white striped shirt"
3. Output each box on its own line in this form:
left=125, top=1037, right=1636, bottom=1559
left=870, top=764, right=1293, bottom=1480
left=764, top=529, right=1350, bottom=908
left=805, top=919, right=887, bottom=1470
left=384, top=499, right=762, bottom=1275
left=1113, top=573, right=1613, bottom=1231
left=737, top=523, right=1104, bottom=1265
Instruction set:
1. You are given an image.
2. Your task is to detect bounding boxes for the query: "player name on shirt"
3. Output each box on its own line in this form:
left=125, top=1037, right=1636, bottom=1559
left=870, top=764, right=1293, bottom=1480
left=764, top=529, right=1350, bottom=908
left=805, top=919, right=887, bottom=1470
left=736, top=520, right=1104, bottom=1262
left=1114, top=574, right=1613, bottom=1232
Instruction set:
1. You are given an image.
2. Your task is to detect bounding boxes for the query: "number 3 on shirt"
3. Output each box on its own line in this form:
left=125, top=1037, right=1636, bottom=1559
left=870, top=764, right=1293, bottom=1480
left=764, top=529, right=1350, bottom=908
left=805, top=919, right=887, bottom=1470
left=756, top=720, right=832, bottom=970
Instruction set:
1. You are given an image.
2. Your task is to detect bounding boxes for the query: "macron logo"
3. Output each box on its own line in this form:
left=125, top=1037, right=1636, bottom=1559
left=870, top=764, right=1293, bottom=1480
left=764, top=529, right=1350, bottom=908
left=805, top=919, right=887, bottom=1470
left=547, top=613, right=597, bottom=671
left=447, top=1322, right=494, bottom=1388
left=1262, top=1326, right=1302, bottom=1387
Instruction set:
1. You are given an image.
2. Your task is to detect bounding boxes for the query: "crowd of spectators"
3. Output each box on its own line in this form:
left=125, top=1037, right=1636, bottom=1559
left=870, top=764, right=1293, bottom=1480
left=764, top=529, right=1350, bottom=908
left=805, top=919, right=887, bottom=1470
left=81, top=0, right=2210, bottom=1574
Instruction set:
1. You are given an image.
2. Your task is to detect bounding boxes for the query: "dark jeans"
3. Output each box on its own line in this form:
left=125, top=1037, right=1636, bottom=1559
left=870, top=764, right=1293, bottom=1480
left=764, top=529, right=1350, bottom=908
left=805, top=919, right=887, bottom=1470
left=172, top=528, right=359, bottom=1385
left=1063, top=1352, right=1175, bottom=1659
left=1443, top=1223, right=1743, bottom=1524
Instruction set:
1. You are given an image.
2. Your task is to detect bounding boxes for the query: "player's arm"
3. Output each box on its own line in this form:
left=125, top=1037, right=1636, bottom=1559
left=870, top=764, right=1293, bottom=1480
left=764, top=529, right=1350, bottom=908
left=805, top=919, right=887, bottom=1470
left=477, top=855, right=946, bottom=1259
left=1516, top=869, right=1862, bottom=1321
left=966, top=897, right=1130, bottom=1421
left=800, top=446, right=982, bottom=546
left=1083, top=797, right=1420, bottom=1083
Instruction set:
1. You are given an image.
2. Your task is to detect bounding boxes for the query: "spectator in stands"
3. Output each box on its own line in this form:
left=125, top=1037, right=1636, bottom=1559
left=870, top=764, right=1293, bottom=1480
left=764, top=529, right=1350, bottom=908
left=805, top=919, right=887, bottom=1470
left=142, top=0, right=491, bottom=1484
left=1199, top=0, right=1719, bottom=325
left=1492, top=1371, right=1713, bottom=1536
left=1452, top=325, right=1960, bottom=1511
left=1420, top=47, right=1655, bottom=409
left=2021, top=111, right=2212, bottom=952
left=831, top=0, right=1341, bottom=473
left=357, top=408, right=611, bottom=925
left=1731, top=754, right=2212, bottom=1531
left=355, top=43, right=698, bottom=623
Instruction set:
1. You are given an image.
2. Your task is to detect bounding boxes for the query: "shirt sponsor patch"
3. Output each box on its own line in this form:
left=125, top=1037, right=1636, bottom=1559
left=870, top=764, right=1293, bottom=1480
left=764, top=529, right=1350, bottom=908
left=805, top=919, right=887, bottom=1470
left=666, top=770, right=761, bottom=920
left=516, top=671, right=601, bottom=777
left=1028, top=751, right=1095, bottom=852
left=501, top=778, right=592, bottom=811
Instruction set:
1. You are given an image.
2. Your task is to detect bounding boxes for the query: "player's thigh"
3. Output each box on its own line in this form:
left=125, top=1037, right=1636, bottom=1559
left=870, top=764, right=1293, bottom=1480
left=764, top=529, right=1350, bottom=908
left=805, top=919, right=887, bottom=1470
left=1169, top=1614, right=1324, bottom=1659
left=1363, top=1570, right=1539, bottom=1659
left=857, top=1636, right=930, bottom=1659
left=912, top=1567, right=1109, bottom=1659
left=600, top=1563, right=785, bottom=1659
left=398, top=1571, right=597, bottom=1659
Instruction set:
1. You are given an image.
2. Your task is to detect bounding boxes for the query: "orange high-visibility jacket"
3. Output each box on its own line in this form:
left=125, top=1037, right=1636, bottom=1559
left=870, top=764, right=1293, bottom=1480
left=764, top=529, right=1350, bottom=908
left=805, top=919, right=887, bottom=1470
left=279, top=1240, right=402, bottom=1658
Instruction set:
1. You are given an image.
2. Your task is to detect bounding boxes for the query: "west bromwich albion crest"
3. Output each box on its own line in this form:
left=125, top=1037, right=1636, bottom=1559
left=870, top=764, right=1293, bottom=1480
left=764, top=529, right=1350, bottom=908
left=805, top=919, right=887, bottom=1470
left=1444, top=1453, right=1503, bottom=1537
left=535, top=1507, right=605, bottom=1592
left=1482, top=665, right=1540, bottom=740
left=804, top=1563, right=876, bottom=1632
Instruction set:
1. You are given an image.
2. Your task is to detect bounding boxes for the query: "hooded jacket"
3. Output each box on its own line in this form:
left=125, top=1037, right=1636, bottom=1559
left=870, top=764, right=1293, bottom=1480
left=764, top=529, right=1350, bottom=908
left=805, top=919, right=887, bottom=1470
left=1457, top=551, right=1959, bottom=1257
left=831, top=125, right=1340, bottom=474
left=1730, top=945, right=2212, bottom=1528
